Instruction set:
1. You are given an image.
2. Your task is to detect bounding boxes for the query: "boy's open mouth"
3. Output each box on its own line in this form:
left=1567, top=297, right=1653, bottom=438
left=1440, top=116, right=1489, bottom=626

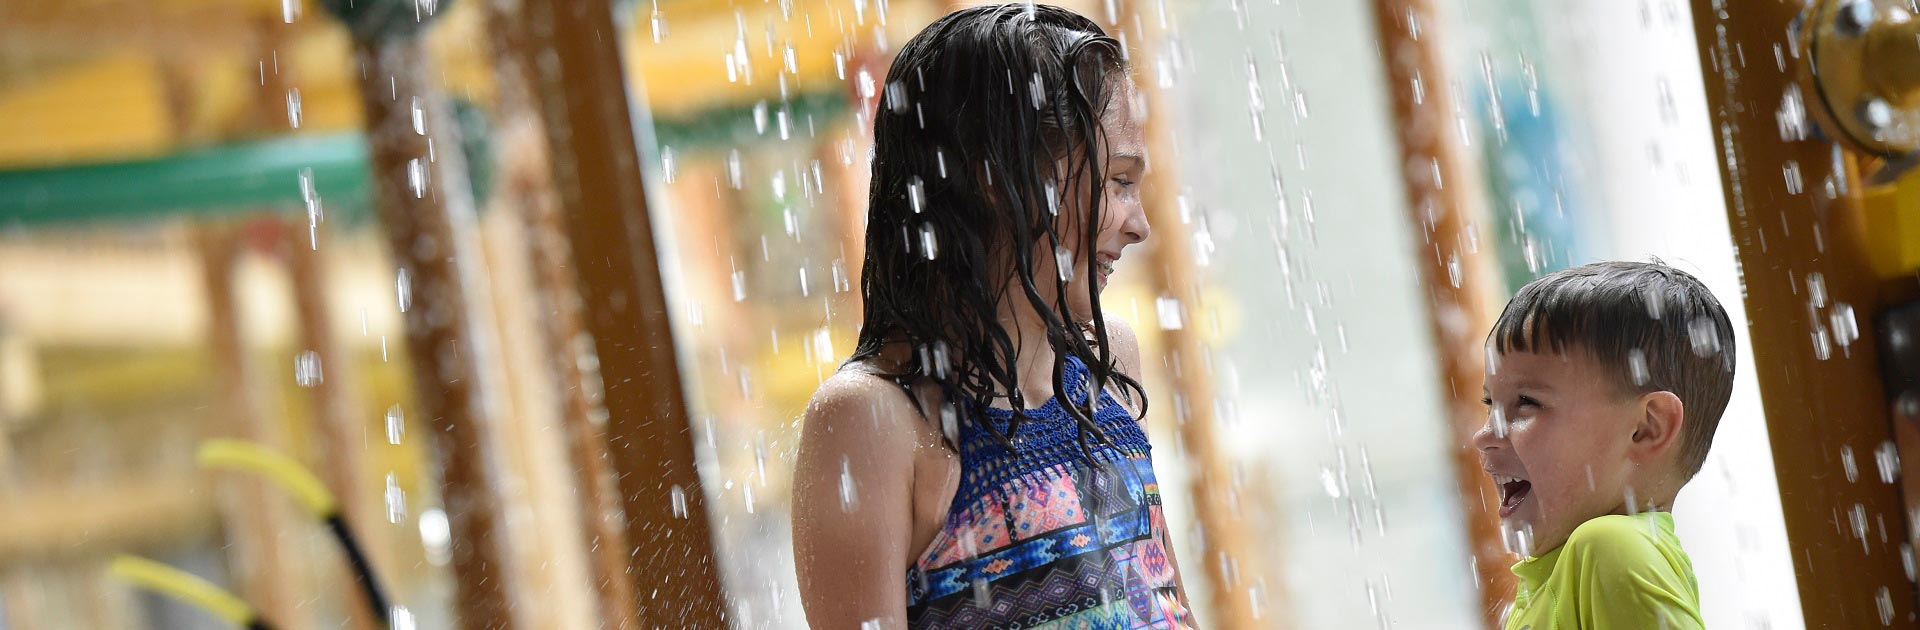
left=1494, top=474, right=1532, bottom=518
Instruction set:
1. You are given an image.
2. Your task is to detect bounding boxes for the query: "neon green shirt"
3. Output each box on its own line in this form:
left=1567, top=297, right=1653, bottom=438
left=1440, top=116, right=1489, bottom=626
left=1505, top=512, right=1703, bottom=630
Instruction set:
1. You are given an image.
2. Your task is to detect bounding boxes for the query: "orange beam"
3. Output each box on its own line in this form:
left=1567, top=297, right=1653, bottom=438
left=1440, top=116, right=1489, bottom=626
left=511, top=0, right=731, bottom=625
left=1367, top=1, right=1511, bottom=626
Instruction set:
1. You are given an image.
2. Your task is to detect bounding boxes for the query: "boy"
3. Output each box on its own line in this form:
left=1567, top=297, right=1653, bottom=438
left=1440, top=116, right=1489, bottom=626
left=1474, top=261, right=1734, bottom=630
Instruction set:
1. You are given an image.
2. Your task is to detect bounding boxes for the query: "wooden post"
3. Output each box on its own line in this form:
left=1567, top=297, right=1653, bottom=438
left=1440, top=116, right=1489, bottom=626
left=351, top=36, right=520, bottom=629
left=1119, top=3, right=1267, bottom=627
left=196, top=225, right=307, bottom=630
left=0, top=371, right=39, bottom=630
left=509, top=0, right=730, bottom=625
left=282, top=219, right=382, bottom=630
left=479, top=3, right=641, bottom=625
left=1687, top=1, right=1919, bottom=626
left=1367, top=1, right=1512, bottom=626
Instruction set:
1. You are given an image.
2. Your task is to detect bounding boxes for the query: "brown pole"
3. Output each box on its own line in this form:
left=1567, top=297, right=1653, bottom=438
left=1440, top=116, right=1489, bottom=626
left=195, top=224, right=307, bottom=630
left=1367, top=1, right=1512, bottom=626
left=479, top=3, right=641, bottom=623
left=282, top=219, right=382, bottom=630
left=1118, top=3, right=1267, bottom=628
left=509, top=0, right=730, bottom=626
left=352, top=36, right=519, bottom=629
left=0, top=360, right=39, bottom=630
left=1688, top=1, right=1919, bottom=626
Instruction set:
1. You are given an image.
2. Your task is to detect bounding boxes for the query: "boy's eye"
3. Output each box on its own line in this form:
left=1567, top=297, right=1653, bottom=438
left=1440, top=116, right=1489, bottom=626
left=1110, top=177, right=1136, bottom=188
left=1516, top=395, right=1541, bottom=408
left=1479, top=397, right=1493, bottom=407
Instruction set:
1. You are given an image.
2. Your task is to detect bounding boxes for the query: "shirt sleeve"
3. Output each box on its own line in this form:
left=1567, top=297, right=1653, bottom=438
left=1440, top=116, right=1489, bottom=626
left=1562, top=516, right=1705, bottom=630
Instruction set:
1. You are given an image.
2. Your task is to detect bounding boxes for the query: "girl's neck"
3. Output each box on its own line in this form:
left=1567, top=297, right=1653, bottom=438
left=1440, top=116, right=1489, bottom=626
left=996, top=293, right=1069, bottom=408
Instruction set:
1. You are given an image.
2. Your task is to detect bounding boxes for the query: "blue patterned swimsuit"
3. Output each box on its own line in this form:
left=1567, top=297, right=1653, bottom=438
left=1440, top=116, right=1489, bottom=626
left=905, top=356, right=1193, bottom=629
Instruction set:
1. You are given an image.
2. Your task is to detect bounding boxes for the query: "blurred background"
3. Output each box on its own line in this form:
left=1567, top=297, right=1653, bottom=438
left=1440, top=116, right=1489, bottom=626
left=0, top=0, right=1916, bottom=628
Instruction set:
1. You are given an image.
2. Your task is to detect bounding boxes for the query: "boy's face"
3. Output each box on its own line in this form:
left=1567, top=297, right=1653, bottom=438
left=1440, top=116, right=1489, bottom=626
left=1474, top=348, right=1645, bottom=556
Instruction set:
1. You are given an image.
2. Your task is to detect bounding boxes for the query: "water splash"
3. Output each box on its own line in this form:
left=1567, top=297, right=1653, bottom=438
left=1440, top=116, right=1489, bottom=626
left=286, top=89, right=302, bottom=129
left=839, top=456, right=860, bottom=513
left=395, top=269, right=413, bottom=313
left=385, top=473, right=407, bottom=524
left=294, top=351, right=323, bottom=387
left=386, top=405, right=405, bottom=445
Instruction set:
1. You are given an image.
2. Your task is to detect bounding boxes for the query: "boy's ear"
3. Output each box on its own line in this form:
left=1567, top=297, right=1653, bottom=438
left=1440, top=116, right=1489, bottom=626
left=1630, top=391, right=1686, bottom=463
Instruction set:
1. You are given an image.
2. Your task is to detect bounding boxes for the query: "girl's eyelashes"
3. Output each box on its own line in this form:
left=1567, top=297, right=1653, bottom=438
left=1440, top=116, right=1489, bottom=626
left=1480, top=395, right=1541, bottom=409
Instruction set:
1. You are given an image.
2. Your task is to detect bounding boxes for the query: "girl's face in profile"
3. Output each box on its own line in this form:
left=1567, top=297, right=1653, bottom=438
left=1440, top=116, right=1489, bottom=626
left=1032, top=80, right=1152, bottom=322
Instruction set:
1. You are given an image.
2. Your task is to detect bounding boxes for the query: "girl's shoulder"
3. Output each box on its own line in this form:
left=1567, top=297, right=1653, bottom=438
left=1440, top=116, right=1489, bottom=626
left=804, top=362, right=950, bottom=450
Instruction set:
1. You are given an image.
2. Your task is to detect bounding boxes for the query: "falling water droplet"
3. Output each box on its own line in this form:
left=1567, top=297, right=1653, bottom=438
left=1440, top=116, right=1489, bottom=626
left=732, top=270, right=748, bottom=302
left=1500, top=520, right=1534, bottom=557
left=919, top=223, right=939, bottom=260
left=1782, top=160, right=1804, bottom=195
left=407, top=158, right=426, bottom=198
left=1445, top=253, right=1462, bottom=288
left=754, top=100, right=769, bottom=134
left=282, top=0, right=300, bottom=22
left=418, top=508, right=450, bottom=565
left=1778, top=84, right=1809, bottom=141
left=392, top=606, right=417, bottom=630
left=662, top=147, right=677, bottom=183
left=1627, top=349, right=1650, bottom=386
left=1878, top=586, right=1895, bottom=625
left=839, top=456, right=860, bottom=512
left=1155, top=296, right=1184, bottom=330
left=1319, top=466, right=1343, bottom=498
left=1807, top=271, right=1828, bottom=307
left=1851, top=503, right=1869, bottom=545
left=814, top=327, right=836, bottom=365
left=395, top=269, right=412, bottom=313
left=1490, top=405, right=1508, bottom=439
left=831, top=259, right=850, bottom=293
left=385, top=473, right=407, bottom=524
left=907, top=176, right=926, bottom=213
left=1687, top=317, right=1721, bottom=357
left=726, top=150, right=745, bottom=189
left=671, top=484, right=689, bottom=519
left=299, top=168, right=323, bottom=248
left=1655, top=77, right=1678, bottom=125
left=1056, top=246, right=1075, bottom=282
left=295, top=351, right=323, bottom=387
left=380, top=405, right=405, bottom=445
left=411, top=97, right=426, bottom=135
left=1832, top=303, right=1860, bottom=348
left=286, top=89, right=302, bottom=128
left=772, top=171, right=787, bottom=200
left=1878, top=440, right=1901, bottom=484
left=1843, top=445, right=1860, bottom=483
left=857, top=68, right=877, bottom=101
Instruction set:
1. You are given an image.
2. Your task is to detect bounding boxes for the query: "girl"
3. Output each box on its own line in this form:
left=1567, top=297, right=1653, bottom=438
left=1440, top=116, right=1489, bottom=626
left=792, top=5, right=1195, bottom=628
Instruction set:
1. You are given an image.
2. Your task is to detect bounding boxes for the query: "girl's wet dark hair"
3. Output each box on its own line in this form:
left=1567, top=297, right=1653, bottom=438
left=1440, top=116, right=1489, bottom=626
left=848, top=3, right=1147, bottom=447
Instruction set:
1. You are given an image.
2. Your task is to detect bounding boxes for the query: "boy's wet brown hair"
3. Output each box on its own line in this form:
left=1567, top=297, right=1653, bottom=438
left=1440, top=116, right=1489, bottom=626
left=1489, top=260, right=1737, bottom=479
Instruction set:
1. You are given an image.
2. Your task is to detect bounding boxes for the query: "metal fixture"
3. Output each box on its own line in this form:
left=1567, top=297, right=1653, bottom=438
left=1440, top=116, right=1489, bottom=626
left=1797, top=0, right=1920, bottom=158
